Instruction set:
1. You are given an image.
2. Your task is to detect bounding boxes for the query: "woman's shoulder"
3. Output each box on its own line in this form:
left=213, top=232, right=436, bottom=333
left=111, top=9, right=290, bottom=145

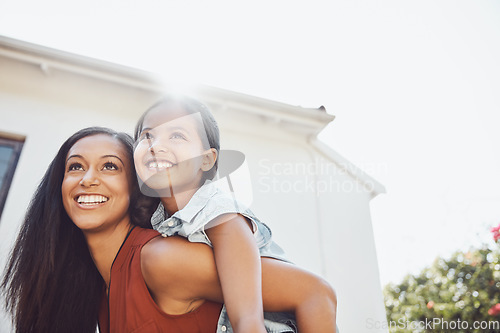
left=132, top=227, right=161, bottom=245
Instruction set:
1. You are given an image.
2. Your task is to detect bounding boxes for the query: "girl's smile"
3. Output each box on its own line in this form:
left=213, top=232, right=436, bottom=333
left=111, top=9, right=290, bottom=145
left=146, top=160, right=174, bottom=170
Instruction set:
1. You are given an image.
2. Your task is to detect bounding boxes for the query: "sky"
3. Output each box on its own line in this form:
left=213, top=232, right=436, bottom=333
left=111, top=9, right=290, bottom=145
left=1, top=0, right=500, bottom=286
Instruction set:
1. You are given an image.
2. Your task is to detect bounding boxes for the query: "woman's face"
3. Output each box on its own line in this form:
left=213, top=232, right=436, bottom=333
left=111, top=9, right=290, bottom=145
left=61, top=134, right=132, bottom=233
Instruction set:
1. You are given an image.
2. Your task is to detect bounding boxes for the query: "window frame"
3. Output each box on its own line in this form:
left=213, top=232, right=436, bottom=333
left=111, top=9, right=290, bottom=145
left=0, top=134, right=25, bottom=220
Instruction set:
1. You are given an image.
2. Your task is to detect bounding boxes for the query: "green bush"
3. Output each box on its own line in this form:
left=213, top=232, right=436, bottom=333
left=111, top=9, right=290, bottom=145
left=384, top=246, right=500, bottom=333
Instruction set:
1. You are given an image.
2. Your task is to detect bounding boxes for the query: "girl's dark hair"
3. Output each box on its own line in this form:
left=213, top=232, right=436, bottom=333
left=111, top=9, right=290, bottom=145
left=134, top=94, right=221, bottom=182
left=1, top=127, right=157, bottom=333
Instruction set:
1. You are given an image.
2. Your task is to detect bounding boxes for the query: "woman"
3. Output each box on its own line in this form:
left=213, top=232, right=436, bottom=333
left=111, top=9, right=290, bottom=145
left=2, top=127, right=336, bottom=333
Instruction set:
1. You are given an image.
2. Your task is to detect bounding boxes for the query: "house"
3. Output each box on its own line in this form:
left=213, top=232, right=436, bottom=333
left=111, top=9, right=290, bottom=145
left=0, top=35, right=388, bottom=332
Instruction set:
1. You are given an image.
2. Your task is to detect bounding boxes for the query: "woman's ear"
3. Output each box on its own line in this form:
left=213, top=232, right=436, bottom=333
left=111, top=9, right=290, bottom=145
left=201, top=148, right=217, bottom=171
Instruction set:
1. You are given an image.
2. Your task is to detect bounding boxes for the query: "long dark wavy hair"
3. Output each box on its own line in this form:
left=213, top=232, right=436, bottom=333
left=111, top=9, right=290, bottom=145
left=1, top=127, right=157, bottom=333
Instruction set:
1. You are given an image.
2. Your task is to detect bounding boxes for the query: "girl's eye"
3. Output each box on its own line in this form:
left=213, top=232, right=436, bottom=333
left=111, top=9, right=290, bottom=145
left=103, top=162, right=119, bottom=171
left=68, top=163, right=83, bottom=172
left=137, top=131, right=151, bottom=142
left=170, top=132, right=186, bottom=140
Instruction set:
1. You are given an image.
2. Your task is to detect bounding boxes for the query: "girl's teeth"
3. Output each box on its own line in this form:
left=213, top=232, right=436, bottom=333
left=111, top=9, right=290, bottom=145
left=148, top=161, right=173, bottom=169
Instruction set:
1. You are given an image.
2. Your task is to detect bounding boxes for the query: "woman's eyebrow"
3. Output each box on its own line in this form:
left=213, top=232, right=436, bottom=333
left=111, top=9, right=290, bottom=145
left=66, top=154, right=125, bottom=167
left=102, top=155, right=125, bottom=166
left=66, top=154, right=83, bottom=162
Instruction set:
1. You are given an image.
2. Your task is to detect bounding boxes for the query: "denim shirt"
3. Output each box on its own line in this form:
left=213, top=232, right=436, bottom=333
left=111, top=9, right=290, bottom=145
left=150, top=181, right=296, bottom=333
left=216, top=306, right=297, bottom=333
left=150, top=180, right=289, bottom=262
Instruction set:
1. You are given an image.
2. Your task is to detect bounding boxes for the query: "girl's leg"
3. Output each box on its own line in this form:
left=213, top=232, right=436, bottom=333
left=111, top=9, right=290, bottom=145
left=260, top=257, right=337, bottom=333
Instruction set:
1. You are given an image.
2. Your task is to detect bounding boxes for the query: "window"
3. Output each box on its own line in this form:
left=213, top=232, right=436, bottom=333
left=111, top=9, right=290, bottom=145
left=0, top=133, right=25, bottom=220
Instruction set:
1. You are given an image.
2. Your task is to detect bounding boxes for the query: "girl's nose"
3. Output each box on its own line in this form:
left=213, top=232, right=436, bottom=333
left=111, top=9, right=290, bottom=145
left=148, top=139, right=168, bottom=154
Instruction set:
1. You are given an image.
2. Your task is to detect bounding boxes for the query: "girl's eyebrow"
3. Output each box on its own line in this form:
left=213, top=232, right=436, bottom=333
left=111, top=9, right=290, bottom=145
left=144, top=125, right=191, bottom=135
left=139, top=127, right=152, bottom=135
left=168, top=126, right=189, bottom=132
left=155, top=124, right=191, bottom=135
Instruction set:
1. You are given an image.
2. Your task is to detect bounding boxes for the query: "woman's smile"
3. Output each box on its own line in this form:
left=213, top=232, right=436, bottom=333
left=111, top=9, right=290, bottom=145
left=74, top=193, right=109, bottom=207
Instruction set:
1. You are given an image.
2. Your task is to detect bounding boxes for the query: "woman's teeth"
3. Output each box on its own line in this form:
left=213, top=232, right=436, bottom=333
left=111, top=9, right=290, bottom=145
left=148, top=161, right=173, bottom=170
left=77, top=195, right=109, bottom=205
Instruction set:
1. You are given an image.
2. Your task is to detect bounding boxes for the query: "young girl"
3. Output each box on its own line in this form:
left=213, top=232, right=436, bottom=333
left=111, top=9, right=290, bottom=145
left=133, top=95, right=337, bottom=333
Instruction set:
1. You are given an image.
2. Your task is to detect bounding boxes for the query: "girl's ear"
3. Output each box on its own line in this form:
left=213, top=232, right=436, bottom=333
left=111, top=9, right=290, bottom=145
left=201, top=148, right=217, bottom=171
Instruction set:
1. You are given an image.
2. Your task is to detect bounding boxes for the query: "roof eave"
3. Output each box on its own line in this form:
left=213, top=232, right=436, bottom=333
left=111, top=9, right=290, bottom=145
left=0, top=35, right=334, bottom=134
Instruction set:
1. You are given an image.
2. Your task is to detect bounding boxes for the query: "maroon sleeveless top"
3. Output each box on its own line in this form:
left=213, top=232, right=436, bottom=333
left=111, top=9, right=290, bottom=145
left=98, top=227, right=223, bottom=333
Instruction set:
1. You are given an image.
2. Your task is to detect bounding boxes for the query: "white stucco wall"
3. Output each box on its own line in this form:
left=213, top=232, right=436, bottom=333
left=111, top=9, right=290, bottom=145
left=215, top=114, right=388, bottom=332
left=0, top=37, right=388, bottom=333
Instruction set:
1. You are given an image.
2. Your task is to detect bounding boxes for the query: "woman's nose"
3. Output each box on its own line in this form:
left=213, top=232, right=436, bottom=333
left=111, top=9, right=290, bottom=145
left=79, top=169, right=100, bottom=187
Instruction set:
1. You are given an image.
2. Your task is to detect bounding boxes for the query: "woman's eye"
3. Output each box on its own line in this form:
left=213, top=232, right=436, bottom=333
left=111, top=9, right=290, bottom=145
left=103, top=162, right=118, bottom=171
left=68, top=163, right=83, bottom=172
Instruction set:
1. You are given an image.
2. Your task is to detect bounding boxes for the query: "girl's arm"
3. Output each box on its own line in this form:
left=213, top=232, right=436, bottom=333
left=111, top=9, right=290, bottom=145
left=204, top=213, right=267, bottom=333
left=141, top=235, right=337, bottom=333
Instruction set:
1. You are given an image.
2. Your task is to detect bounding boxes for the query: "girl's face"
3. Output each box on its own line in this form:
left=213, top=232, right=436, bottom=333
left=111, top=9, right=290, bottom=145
left=61, top=134, right=132, bottom=233
left=134, top=107, right=216, bottom=196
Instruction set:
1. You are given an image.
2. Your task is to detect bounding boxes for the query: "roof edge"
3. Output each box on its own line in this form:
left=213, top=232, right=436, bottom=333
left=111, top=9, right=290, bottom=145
left=309, top=138, right=386, bottom=199
left=0, top=35, right=335, bottom=131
